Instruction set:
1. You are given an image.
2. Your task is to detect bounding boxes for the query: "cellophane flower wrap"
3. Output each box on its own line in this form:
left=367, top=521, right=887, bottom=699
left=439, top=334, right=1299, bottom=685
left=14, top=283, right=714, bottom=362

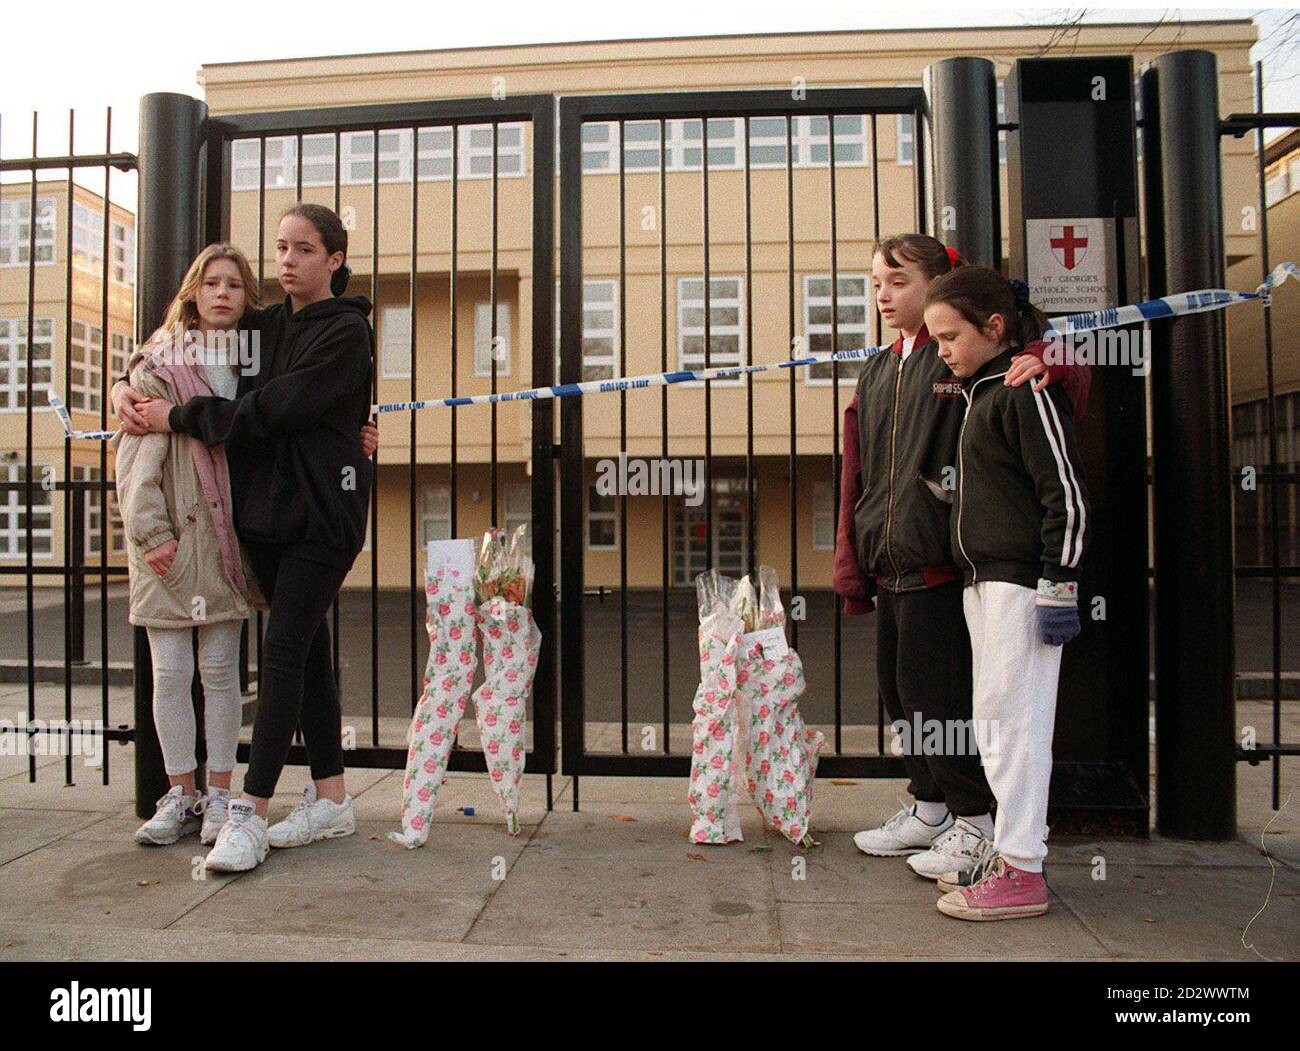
left=470, top=525, right=539, bottom=836
left=738, top=566, right=824, bottom=846
left=687, top=569, right=747, bottom=844
left=389, top=562, right=480, bottom=849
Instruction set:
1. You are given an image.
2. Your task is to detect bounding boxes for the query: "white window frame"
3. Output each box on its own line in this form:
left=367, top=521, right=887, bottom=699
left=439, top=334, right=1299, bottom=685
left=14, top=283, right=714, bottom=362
left=111, top=221, right=135, bottom=286
left=996, top=81, right=1007, bottom=166
left=0, top=462, right=53, bottom=559
left=812, top=481, right=835, bottom=550
left=896, top=113, right=915, bottom=167
left=474, top=301, right=511, bottom=378
left=585, top=482, right=617, bottom=551
left=802, top=274, right=870, bottom=386
left=420, top=485, right=451, bottom=549
left=69, top=320, right=104, bottom=412
left=72, top=202, right=105, bottom=274
left=110, top=332, right=132, bottom=385
left=74, top=465, right=122, bottom=558
left=677, top=276, right=743, bottom=386
left=379, top=303, right=413, bottom=379
left=554, top=278, right=620, bottom=383
left=0, top=317, right=54, bottom=412
left=0, top=197, right=57, bottom=267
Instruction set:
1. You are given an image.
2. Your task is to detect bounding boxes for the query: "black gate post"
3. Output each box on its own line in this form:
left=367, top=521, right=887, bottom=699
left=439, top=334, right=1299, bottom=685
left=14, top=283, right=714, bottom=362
left=133, top=92, right=207, bottom=818
left=1140, top=51, right=1236, bottom=839
left=922, top=57, right=1001, bottom=267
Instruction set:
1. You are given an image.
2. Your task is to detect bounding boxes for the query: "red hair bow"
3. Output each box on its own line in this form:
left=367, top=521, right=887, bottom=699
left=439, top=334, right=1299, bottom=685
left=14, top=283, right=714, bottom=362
left=945, top=245, right=959, bottom=267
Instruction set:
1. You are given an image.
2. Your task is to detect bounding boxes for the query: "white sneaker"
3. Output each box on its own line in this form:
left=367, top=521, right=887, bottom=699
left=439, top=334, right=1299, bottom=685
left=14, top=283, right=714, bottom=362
left=266, top=783, right=356, bottom=849
left=203, top=799, right=270, bottom=873
left=907, top=817, right=991, bottom=880
left=853, top=803, right=953, bottom=857
left=199, top=787, right=232, bottom=845
left=135, top=785, right=203, bottom=845
left=937, top=836, right=998, bottom=894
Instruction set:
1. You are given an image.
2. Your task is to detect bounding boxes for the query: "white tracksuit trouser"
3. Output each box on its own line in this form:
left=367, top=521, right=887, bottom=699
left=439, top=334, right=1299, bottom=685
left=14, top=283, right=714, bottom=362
left=963, top=580, right=1063, bottom=873
left=146, top=621, right=243, bottom=777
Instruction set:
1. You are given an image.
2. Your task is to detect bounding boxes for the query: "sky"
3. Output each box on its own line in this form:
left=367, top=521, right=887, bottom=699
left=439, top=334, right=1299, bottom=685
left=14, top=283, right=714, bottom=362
left=0, top=0, right=1296, bottom=210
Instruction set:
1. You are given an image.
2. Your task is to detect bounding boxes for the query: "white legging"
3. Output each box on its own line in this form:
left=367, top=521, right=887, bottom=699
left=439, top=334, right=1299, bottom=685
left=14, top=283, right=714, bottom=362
left=146, top=621, right=244, bottom=777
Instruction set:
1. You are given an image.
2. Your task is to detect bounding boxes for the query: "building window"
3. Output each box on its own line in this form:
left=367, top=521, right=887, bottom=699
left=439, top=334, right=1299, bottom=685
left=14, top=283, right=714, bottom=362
left=420, top=485, right=451, bottom=549
left=1, top=198, right=57, bottom=267
left=896, top=114, right=914, bottom=167
left=111, top=222, right=135, bottom=286
left=110, top=333, right=133, bottom=383
left=555, top=279, right=620, bottom=382
left=996, top=81, right=1007, bottom=166
left=231, top=136, right=301, bottom=190
left=69, top=321, right=104, bottom=412
left=672, top=477, right=750, bottom=586
left=0, top=463, right=53, bottom=558
left=0, top=317, right=54, bottom=411
left=586, top=483, right=617, bottom=550
left=812, top=481, right=835, bottom=550
left=74, top=465, right=122, bottom=557
left=579, top=116, right=868, bottom=173
left=503, top=482, right=531, bottom=549
left=474, top=301, right=511, bottom=378
left=73, top=202, right=105, bottom=273
left=379, top=303, right=412, bottom=379
left=677, top=276, right=743, bottom=384
left=804, top=274, right=870, bottom=384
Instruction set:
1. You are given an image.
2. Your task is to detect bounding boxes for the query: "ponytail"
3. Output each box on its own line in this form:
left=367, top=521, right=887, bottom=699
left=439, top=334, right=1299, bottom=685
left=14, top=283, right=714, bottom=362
left=925, top=266, right=1047, bottom=349
left=330, top=264, right=351, bottom=297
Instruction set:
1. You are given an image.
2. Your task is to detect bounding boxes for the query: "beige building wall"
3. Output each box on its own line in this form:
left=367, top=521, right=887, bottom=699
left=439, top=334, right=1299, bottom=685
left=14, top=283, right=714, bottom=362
left=0, top=183, right=134, bottom=586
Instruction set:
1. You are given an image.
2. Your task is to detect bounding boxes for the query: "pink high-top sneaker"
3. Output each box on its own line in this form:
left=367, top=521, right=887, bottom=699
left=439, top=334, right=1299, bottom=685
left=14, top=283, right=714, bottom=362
left=936, top=852, right=1049, bottom=921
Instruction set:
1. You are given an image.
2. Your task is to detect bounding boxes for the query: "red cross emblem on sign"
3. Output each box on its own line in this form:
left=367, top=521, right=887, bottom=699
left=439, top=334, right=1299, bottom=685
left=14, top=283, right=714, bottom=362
left=1050, top=224, right=1088, bottom=270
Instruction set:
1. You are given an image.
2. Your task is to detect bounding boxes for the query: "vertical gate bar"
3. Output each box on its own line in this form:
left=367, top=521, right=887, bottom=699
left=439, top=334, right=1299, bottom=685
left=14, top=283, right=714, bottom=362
left=785, top=115, right=798, bottom=651
left=332, top=129, right=342, bottom=688
left=370, top=127, right=380, bottom=745
left=702, top=115, right=712, bottom=572
left=99, top=107, right=112, bottom=783
left=295, top=132, right=303, bottom=200
left=409, top=124, right=420, bottom=714
left=25, top=112, right=38, bottom=782
left=618, top=119, right=629, bottom=752
left=63, top=110, right=75, bottom=784
left=490, top=121, right=499, bottom=527
left=830, top=114, right=843, bottom=754
left=912, top=103, right=926, bottom=236
left=870, top=111, right=884, bottom=754
left=256, top=135, right=266, bottom=703
left=450, top=122, right=459, bottom=539
left=659, top=117, right=670, bottom=753
left=558, top=99, right=586, bottom=789
left=1252, top=60, right=1282, bottom=808
left=743, top=117, right=755, bottom=582
left=529, top=98, right=557, bottom=781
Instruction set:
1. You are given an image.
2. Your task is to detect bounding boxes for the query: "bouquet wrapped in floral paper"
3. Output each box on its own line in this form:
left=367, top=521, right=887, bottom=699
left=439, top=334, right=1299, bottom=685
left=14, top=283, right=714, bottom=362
left=389, top=558, right=480, bottom=848
left=470, top=525, right=539, bottom=835
left=687, top=569, right=747, bottom=844
left=736, top=566, right=823, bottom=847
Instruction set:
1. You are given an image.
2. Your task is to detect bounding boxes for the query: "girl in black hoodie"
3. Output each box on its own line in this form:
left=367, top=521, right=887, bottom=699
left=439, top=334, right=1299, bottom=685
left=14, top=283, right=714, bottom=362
left=139, top=204, right=374, bottom=872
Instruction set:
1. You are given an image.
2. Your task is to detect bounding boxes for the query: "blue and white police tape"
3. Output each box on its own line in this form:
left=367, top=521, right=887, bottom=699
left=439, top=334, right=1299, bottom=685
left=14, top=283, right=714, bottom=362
left=43, top=261, right=1298, bottom=437
left=373, top=262, right=1296, bottom=416
left=47, top=392, right=117, bottom=442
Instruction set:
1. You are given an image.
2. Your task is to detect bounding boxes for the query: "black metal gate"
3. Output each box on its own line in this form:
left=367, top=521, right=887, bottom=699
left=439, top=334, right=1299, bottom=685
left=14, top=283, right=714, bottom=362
left=557, top=88, right=926, bottom=799
left=178, top=95, right=558, bottom=799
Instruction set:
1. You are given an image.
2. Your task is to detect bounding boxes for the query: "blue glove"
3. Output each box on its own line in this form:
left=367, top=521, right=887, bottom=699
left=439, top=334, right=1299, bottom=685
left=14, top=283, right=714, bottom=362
left=1036, top=602, right=1079, bottom=646
left=1036, top=578, right=1080, bottom=646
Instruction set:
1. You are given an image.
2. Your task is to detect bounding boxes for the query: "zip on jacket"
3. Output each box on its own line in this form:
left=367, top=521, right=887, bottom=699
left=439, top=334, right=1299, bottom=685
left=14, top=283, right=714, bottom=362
left=951, top=346, right=1090, bottom=589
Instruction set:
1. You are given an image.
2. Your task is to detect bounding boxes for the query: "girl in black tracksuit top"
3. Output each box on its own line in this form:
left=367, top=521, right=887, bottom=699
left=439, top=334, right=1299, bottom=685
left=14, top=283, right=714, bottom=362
left=924, top=265, right=1090, bottom=919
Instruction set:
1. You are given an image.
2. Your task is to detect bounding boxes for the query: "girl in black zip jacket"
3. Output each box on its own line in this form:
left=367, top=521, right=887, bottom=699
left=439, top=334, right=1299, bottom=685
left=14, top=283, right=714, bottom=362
left=924, top=265, right=1090, bottom=922
left=138, top=203, right=374, bottom=873
left=837, top=235, right=1090, bottom=884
